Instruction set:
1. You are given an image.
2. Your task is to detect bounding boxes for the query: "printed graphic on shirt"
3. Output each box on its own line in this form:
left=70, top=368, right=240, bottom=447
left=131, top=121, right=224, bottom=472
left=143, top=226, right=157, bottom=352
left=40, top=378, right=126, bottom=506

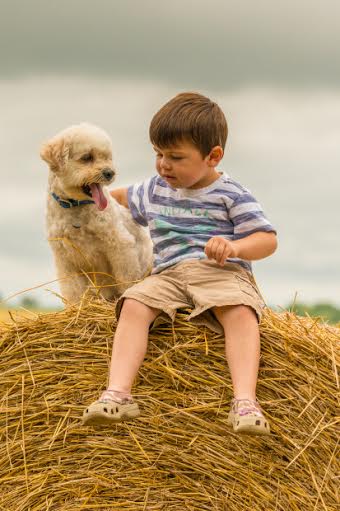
left=159, top=205, right=210, bottom=218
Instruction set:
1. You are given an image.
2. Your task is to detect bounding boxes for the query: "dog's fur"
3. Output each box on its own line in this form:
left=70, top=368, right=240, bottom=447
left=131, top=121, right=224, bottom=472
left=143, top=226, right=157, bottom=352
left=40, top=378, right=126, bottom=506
left=40, top=123, right=153, bottom=303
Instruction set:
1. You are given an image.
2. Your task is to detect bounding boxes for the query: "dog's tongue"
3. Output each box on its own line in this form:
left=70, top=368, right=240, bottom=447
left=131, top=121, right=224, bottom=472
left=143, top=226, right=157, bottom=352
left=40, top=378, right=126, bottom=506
left=90, top=183, right=107, bottom=210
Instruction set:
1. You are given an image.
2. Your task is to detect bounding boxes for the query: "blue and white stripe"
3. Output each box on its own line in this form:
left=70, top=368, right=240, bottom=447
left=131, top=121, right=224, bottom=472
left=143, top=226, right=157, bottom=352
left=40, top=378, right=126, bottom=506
left=128, top=173, right=276, bottom=274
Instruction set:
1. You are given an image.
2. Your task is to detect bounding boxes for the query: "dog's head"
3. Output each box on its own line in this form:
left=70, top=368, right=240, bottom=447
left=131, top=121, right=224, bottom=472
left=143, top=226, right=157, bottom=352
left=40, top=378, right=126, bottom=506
left=40, top=123, right=115, bottom=210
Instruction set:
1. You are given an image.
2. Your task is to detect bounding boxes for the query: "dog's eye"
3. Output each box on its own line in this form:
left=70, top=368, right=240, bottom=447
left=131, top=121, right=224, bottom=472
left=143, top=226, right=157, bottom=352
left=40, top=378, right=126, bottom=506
left=80, top=153, right=93, bottom=163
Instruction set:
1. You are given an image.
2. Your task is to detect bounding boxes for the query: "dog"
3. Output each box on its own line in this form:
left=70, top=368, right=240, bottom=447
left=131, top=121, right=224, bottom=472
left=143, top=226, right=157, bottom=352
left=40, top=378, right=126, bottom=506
left=40, top=123, right=153, bottom=303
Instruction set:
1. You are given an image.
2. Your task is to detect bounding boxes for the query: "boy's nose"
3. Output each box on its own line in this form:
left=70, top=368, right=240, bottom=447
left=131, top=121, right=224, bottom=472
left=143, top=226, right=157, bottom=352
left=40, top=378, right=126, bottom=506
left=160, top=157, right=171, bottom=170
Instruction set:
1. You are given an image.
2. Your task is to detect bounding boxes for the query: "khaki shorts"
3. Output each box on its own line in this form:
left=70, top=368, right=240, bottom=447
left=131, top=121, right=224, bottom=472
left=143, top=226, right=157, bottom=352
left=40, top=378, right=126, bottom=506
left=116, top=259, right=266, bottom=334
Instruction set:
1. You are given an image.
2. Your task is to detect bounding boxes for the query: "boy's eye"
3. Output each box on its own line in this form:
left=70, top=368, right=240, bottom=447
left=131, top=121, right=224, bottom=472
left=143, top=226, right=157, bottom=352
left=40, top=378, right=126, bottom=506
left=80, top=153, right=93, bottom=162
left=155, top=152, right=183, bottom=160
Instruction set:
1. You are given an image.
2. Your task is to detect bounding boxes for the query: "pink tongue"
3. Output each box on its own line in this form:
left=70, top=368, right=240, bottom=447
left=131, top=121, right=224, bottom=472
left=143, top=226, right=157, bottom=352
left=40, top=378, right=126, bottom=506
left=90, top=183, right=107, bottom=211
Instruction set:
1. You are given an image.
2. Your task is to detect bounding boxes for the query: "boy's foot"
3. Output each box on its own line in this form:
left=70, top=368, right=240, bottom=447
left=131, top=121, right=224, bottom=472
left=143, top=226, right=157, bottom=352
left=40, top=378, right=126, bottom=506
left=227, top=398, right=271, bottom=435
left=82, top=389, right=140, bottom=426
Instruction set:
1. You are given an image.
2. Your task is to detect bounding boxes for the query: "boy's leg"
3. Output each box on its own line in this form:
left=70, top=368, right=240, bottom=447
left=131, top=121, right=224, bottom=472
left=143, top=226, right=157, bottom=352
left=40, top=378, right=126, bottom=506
left=212, top=304, right=260, bottom=400
left=106, top=298, right=161, bottom=396
left=82, top=298, right=161, bottom=425
left=212, top=304, right=270, bottom=434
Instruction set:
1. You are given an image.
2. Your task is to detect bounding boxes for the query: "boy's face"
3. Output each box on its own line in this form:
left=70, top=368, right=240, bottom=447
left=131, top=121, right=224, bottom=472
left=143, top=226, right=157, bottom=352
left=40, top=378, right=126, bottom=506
left=153, top=141, right=223, bottom=189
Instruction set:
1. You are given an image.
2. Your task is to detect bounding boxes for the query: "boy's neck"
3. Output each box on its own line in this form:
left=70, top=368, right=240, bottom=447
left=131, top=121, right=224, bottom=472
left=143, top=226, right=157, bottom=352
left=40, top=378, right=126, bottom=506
left=186, top=169, right=221, bottom=190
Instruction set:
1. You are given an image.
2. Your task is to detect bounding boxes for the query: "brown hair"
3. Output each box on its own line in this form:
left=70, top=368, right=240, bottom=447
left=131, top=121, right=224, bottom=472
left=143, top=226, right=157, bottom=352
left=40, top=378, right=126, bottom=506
left=149, top=92, right=228, bottom=157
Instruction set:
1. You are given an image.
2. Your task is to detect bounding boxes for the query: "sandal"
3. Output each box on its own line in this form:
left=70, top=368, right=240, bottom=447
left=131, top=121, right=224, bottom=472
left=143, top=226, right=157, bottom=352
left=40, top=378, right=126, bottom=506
left=82, top=390, right=140, bottom=426
left=227, top=398, right=270, bottom=435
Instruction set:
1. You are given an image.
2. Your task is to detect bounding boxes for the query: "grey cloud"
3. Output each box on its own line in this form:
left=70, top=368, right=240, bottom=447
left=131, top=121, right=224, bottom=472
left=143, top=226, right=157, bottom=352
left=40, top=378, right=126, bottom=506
left=1, top=0, right=340, bottom=89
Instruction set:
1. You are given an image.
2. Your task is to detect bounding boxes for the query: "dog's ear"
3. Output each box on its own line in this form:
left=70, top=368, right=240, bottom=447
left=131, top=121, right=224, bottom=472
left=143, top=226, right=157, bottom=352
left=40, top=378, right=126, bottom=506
left=40, top=137, right=70, bottom=172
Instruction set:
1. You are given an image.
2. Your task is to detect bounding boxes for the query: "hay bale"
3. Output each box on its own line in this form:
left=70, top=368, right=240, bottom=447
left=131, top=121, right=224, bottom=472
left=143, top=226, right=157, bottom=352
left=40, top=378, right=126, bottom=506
left=0, top=299, right=339, bottom=510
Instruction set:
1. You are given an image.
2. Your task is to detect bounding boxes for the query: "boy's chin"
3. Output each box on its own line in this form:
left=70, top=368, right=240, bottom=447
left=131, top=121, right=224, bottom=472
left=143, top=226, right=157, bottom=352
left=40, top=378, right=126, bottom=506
left=163, top=177, right=179, bottom=188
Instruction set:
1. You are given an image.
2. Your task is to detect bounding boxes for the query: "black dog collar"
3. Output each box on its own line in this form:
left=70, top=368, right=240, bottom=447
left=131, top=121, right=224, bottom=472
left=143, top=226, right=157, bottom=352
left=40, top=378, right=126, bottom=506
left=51, top=192, right=95, bottom=208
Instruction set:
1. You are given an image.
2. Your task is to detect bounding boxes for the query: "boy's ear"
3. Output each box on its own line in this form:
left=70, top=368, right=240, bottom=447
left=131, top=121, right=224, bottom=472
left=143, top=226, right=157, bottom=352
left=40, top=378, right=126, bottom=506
left=207, top=146, right=224, bottom=166
left=40, top=137, right=70, bottom=172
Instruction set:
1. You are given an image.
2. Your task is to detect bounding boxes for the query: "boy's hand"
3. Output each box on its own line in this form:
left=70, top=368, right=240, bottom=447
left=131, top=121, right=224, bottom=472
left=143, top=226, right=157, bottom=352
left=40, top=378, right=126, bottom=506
left=204, top=236, right=238, bottom=266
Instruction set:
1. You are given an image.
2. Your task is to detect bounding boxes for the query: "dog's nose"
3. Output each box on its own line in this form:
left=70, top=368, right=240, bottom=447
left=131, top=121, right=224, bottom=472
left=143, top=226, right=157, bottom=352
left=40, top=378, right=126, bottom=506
left=102, top=168, right=115, bottom=181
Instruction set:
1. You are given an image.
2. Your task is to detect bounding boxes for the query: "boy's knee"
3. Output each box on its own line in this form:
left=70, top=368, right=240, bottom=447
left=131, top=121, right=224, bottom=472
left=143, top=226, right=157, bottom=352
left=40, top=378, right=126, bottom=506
left=213, top=304, right=257, bottom=324
left=120, top=298, right=161, bottom=323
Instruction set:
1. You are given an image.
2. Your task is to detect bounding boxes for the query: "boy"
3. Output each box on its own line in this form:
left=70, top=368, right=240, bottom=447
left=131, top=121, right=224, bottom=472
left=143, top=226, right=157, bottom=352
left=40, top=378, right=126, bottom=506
left=83, top=92, right=277, bottom=435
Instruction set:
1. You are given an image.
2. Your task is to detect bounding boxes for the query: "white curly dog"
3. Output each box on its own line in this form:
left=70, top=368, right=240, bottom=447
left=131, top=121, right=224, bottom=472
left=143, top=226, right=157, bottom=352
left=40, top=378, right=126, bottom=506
left=40, top=123, right=153, bottom=303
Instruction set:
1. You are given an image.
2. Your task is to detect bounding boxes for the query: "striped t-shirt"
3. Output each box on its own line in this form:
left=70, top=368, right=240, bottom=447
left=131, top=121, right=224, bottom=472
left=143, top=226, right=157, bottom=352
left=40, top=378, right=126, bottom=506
left=127, top=172, right=276, bottom=274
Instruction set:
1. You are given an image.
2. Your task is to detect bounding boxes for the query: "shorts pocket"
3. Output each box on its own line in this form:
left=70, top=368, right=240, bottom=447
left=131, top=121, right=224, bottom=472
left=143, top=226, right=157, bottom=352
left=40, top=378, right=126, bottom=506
left=235, top=273, right=261, bottom=299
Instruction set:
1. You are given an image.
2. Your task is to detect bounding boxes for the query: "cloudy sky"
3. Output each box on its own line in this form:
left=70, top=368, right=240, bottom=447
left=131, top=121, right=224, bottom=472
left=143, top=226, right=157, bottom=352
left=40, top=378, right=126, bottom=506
left=0, top=0, right=339, bottom=309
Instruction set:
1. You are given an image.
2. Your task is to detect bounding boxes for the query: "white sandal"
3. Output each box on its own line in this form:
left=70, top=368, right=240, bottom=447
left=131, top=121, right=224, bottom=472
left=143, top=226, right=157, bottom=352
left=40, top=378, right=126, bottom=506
left=82, top=390, right=140, bottom=426
left=227, top=398, right=271, bottom=435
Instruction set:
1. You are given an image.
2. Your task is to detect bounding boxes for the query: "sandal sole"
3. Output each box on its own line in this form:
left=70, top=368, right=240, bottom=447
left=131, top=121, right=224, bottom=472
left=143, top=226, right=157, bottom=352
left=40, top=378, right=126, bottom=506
left=227, top=416, right=271, bottom=436
left=82, top=401, right=140, bottom=426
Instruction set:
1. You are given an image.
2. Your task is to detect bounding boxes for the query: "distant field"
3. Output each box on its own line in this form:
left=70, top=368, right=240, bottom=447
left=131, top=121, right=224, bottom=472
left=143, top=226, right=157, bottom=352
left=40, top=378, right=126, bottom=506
left=0, top=309, right=10, bottom=322
left=0, top=309, right=24, bottom=322
left=0, top=308, right=61, bottom=323
left=0, top=309, right=37, bottom=323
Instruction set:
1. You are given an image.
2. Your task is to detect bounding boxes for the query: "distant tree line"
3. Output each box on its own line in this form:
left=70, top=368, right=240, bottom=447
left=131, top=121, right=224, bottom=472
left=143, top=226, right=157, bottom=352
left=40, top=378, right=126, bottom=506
left=286, top=302, right=340, bottom=325
left=0, top=294, right=59, bottom=312
left=1, top=293, right=340, bottom=325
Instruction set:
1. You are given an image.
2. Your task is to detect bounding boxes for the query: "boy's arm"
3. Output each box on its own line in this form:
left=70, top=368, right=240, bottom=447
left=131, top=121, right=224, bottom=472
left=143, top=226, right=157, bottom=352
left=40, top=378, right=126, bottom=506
left=110, top=187, right=129, bottom=209
left=205, top=231, right=277, bottom=266
left=232, top=231, right=277, bottom=260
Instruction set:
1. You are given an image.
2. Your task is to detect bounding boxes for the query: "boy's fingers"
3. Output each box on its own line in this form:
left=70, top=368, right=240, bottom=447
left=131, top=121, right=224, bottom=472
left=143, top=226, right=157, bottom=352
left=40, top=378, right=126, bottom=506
left=205, top=238, right=219, bottom=258
left=214, top=242, right=226, bottom=261
left=220, top=242, right=234, bottom=264
left=218, top=246, right=229, bottom=265
left=213, top=245, right=224, bottom=262
left=205, top=238, right=231, bottom=263
left=208, top=240, right=228, bottom=264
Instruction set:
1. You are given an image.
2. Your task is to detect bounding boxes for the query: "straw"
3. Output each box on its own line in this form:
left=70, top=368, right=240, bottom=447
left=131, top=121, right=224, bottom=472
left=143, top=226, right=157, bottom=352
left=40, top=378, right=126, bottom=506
left=0, top=298, right=339, bottom=510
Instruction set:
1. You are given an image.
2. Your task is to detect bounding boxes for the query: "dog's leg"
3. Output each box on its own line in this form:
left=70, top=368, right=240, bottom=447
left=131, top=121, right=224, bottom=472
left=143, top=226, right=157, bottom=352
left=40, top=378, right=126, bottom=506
left=108, top=242, right=146, bottom=297
left=51, top=244, right=94, bottom=305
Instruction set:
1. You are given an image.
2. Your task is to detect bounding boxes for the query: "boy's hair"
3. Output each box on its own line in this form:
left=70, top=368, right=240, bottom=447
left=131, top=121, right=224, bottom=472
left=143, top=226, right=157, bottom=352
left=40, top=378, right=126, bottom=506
left=149, top=92, right=228, bottom=157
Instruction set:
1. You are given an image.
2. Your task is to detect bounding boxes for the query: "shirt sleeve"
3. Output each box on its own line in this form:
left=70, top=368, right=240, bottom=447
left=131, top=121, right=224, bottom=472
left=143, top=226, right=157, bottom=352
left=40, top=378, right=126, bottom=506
left=229, top=190, right=277, bottom=239
left=127, top=178, right=153, bottom=227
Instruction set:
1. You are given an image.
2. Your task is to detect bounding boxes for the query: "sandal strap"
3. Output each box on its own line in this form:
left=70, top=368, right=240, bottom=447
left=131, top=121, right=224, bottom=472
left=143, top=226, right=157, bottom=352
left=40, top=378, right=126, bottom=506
left=100, top=389, right=133, bottom=404
left=231, top=398, right=263, bottom=417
